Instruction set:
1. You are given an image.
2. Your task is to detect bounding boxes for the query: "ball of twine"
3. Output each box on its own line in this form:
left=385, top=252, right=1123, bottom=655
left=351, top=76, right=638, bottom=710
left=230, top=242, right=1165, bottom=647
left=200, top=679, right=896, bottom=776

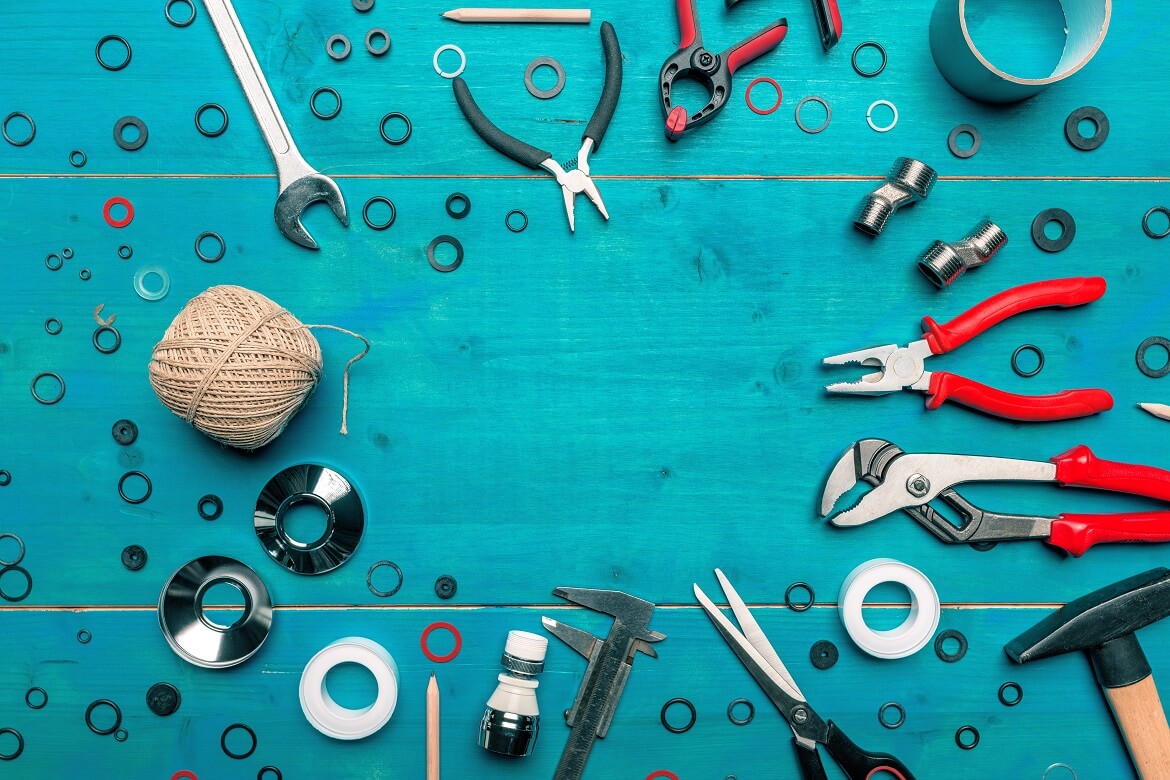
left=148, top=285, right=366, bottom=450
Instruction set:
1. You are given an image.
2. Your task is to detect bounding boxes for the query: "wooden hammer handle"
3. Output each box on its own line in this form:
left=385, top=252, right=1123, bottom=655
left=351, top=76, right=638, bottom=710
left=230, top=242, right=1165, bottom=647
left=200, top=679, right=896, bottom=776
left=1105, top=675, right=1170, bottom=779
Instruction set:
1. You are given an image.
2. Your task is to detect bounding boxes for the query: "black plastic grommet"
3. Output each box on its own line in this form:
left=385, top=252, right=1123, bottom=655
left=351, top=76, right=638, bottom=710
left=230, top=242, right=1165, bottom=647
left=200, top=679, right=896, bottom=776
left=367, top=560, right=403, bottom=597
left=195, top=231, right=226, bottom=263
left=434, top=574, right=458, bottom=600
left=310, top=87, right=342, bottom=121
left=197, top=494, right=224, bottom=521
left=934, top=629, right=968, bottom=663
left=147, top=682, right=182, bottom=716
left=1011, top=344, right=1044, bottom=378
left=195, top=103, right=229, bottom=137
left=445, top=193, right=471, bottom=219
left=96, top=35, right=132, bottom=71
left=809, top=640, right=839, bottom=670
left=1031, top=208, right=1076, bottom=253
left=878, top=701, right=906, bottom=729
left=727, top=698, right=754, bottom=726
left=955, top=725, right=980, bottom=750
left=363, top=197, right=396, bottom=230
left=784, top=581, right=814, bottom=611
left=221, top=723, right=257, bottom=759
left=118, top=471, right=152, bottom=505
left=427, top=235, right=464, bottom=273
left=112, top=419, right=139, bottom=445
left=1136, top=336, right=1170, bottom=378
left=660, top=697, right=697, bottom=734
left=998, top=681, right=1023, bottom=707
left=85, top=699, right=123, bottom=736
left=0, top=728, right=24, bottom=761
left=24, top=687, right=47, bottom=710
left=121, top=545, right=148, bottom=571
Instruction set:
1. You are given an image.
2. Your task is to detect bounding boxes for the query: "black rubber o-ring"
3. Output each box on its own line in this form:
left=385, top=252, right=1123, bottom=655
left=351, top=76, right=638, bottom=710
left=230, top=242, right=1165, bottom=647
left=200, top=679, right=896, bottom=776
left=85, top=699, right=123, bottom=736
left=77, top=629, right=92, bottom=644
left=165, top=0, right=197, bottom=27
left=25, top=687, right=47, bottom=710
left=809, top=640, right=839, bottom=670
left=93, top=326, right=122, bottom=354
left=379, top=112, right=412, bottom=145
left=784, top=581, right=814, bottom=611
left=96, top=35, right=132, bottom=71
left=61, top=247, right=75, bottom=260
left=112, top=419, right=139, bottom=445
left=660, top=697, right=697, bottom=734
left=70, top=150, right=87, bottom=168
left=851, top=41, right=887, bottom=77
left=0, top=566, right=32, bottom=602
left=45, top=253, right=63, bottom=271
left=363, top=197, right=397, bottom=230
left=1137, top=337, right=1170, bottom=378
left=114, top=728, right=128, bottom=742
left=118, top=245, right=133, bottom=259
left=310, top=87, right=342, bottom=121
left=434, top=575, right=458, bottom=600
left=0, top=728, right=24, bottom=761
left=934, top=629, right=968, bottom=663
left=197, top=494, right=224, bottom=521
left=1011, top=344, right=1044, bottom=378
left=367, top=560, right=404, bottom=597
left=1031, top=208, right=1076, bottom=253
left=79, top=268, right=92, bottom=281
left=427, top=235, right=464, bottom=273
left=1065, top=106, right=1109, bottom=151
left=113, top=116, right=148, bottom=151
left=118, top=471, right=152, bottom=505
left=878, top=701, right=906, bottom=729
left=258, top=767, right=283, bottom=780
left=948, top=124, right=981, bottom=159
left=365, top=28, right=391, bottom=56
left=221, top=723, right=257, bottom=759
left=1143, top=206, right=1170, bottom=239
left=505, top=210, right=528, bottom=233
left=31, top=372, right=65, bottom=405
left=0, top=533, right=23, bottom=565
left=353, top=0, right=374, bottom=9
left=445, top=193, right=471, bottom=219
left=195, top=103, right=229, bottom=137
left=998, top=681, right=1023, bottom=707
left=955, top=725, right=980, bottom=750
left=45, top=318, right=63, bottom=336
left=195, top=231, right=226, bottom=263
left=2, top=112, right=35, bottom=147
left=0, top=472, right=10, bottom=488
left=727, top=698, right=754, bottom=726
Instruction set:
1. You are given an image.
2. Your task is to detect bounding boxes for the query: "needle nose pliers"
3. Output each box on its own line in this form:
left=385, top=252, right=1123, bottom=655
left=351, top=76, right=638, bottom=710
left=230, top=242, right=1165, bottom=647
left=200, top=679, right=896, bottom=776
left=451, top=21, right=622, bottom=232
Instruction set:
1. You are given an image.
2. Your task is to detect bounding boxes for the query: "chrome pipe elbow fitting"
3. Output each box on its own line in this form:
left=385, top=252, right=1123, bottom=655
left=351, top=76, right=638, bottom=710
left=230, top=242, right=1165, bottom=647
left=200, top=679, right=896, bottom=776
left=854, top=157, right=938, bottom=236
left=918, top=220, right=1008, bottom=288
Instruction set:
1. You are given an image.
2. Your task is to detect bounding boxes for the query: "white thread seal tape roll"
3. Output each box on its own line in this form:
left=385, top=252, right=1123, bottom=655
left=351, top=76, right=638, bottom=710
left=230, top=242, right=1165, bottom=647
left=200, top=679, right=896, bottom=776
left=838, top=559, right=940, bottom=660
left=300, top=636, right=399, bottom=740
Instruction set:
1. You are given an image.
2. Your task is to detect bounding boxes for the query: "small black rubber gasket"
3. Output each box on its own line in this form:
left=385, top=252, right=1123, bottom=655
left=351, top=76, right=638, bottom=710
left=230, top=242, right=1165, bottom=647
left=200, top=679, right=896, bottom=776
left=25, top=687, right=47, bottom=710
left=112, top=419, right=139, bottom=445
left=998, top=681, right=1024, bottom=707
left=0, top=472, right=10, bottom=488
left=0, top=566, right=32, bottom=602
left=525, top=56, right=566, bottom=99
left=505, top=210, right=528, bottom=233
left=195, top=231, right=226, bottom=263
left=61, top=248, right=75, bottom=260
left=31, top=372, right=65, bottom=405
left=365, top=28, right=391, bottom=56
left=955, top=725, right=979, bottom=750
left=96, top=35, right=132, bottom=71
left=363, top=197, right=396, bottom=230
left=1137, top=337, right=1170, bottom=378
left=445, top=193, right=471, bottom=219
left=660, top=698, right=697, bottom=734
left=77, top=629, right=92, bottom=644
left=878, top=701, right=906, bottom=729
left=221, top=723, right=257, bottom=759
left=367, top=560, right=403, bottom=597
left=310, top=87, right=342, bottom=121
left=93, top=326, right=121, bottom=354
left=121, top=545, right=147, bottom=571
left=114, top=729, right=128, bottom=742
left=1143, top=207, right=1170, bottom=239
left=146, top=682, right=182, bottom=716
left=1031, top=208, right=1076, bottom=253
left=0, top=533, right=23, bottom=566
left=165, top=0, right=197, bottom=27
left=118, top=245, right=134, bottom=259
left=948, top=124, right=981, bottom=159
left=934, top=629, right=968, bottom=663
left=784, top=582, right=814, bottom=612
left=45, top=253, right=63, bottom=271
left=45, top=318, right=63, bottom=336
left=118, top=471, right=152, bottom=505
left=70, top=150, right=88, bottom=168
left=0, top=728, right=24, bottom=761
left=79, top=268, right=92, bottom=281
left=1011, top=344, right=1044, bottom=378
left=354, top=0, right=374, bottom=9
left=326, top=34, right=351, bottom=61
left=114, top=116, right=149, bottom=151
left=427, top=235, right=464, bottom=273
left=434, top=575, right=457, bottom=600
left=197, top=494, right=224, bottom=521
left=727, top=698, right=754, bottom=726
left=851, top=41, right=887, bottom=77
left=195, top=103, right=229, bottom=137
left=379, top=112, right=412, bottom=145
left=1065, top=106, right=1109, bottom=151
left=2, top=112, right=35, bottom=147
left=86, top=699, right=122, bottom=736
left=258, top=767, right=283, bottom=780
left=794, top=96, right=831, bottom=134
left=809, top=640, right=839, bottom=670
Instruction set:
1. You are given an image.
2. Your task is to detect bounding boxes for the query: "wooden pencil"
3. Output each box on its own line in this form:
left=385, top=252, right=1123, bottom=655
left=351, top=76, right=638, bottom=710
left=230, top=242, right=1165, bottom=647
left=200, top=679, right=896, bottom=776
left=441, top=8, right=591, bottom=23
left=426, top=672, right=440, bottom=780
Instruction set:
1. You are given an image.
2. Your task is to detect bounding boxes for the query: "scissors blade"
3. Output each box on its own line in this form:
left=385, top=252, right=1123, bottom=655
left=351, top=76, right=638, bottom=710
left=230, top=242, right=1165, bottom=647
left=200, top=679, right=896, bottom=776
left=714, top=569, right=805, bottom=701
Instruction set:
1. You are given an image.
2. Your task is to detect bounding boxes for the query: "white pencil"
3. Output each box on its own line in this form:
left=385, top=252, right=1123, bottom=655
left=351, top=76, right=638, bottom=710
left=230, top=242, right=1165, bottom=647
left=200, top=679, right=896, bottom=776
left=442, top=8, right=591, bottom=23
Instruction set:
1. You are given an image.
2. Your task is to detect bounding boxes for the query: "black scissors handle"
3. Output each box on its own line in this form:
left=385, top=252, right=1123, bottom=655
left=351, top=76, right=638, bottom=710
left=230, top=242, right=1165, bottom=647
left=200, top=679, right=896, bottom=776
left=793, top=722, right=916, bottom=780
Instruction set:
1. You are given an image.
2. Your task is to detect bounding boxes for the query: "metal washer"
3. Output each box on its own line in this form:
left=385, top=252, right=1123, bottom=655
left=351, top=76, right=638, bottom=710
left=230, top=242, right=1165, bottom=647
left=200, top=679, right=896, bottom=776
left=254, top=464, right=364, bottom=575
left=525, top=56, right=566, bottom=99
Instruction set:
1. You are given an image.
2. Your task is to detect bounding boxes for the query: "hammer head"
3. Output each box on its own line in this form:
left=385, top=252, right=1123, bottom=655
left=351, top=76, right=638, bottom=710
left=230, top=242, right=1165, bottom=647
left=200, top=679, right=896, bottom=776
left=1006, top=568, right=1170, bottom=665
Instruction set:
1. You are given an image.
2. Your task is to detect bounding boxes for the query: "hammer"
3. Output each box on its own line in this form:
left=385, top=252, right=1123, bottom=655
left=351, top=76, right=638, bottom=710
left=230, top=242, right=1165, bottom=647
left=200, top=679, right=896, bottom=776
left=1005, top=567, right=1170, bottom=779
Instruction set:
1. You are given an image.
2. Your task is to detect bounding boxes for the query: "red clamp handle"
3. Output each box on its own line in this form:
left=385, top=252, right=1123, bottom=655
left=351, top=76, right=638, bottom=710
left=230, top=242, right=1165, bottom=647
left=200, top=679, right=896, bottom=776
left=1050, top=512, right=1170, bottom=557
left=725, top=19, right=788, bottom=76
left=675, top=0, right=700, bottom=50
left=922, top=276, right=1107, bottom=355
left=1053, top=445, right=1170, bottom=501
left=925, top=374, right=1113, bottom=421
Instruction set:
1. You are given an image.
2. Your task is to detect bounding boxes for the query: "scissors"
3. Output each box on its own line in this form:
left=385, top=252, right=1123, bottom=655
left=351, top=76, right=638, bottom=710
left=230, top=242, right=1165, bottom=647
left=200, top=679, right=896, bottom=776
left=694, top=569, right=916, bottom=780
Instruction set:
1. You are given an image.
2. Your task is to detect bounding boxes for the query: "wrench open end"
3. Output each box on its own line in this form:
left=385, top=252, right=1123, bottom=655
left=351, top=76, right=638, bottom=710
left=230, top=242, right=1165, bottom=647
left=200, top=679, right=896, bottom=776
left=275, top=174, right=349, bottom=250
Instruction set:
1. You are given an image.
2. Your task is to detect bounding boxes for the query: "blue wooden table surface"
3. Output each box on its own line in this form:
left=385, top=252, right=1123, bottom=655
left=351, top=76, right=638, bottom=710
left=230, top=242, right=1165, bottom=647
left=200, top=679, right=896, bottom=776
left=2, top=1, right=1168, bottom=778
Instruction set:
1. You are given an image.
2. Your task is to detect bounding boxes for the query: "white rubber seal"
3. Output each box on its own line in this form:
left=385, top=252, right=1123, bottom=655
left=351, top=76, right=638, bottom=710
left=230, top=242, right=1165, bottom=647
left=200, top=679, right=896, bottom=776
left=866, top=100, right=898, bottom=133
left=299, top=636, right=399, bottom=740
left=433, top=44, right=466, bottom=79
left=838, top=558, right=940, bottom=659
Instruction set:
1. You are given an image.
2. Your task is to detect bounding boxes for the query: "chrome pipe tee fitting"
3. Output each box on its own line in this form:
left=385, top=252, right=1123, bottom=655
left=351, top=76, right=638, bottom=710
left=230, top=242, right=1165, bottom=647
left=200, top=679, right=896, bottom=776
left=918, top=220, right=1008, bottom=288
left=854, top=157, right=938, bottom=236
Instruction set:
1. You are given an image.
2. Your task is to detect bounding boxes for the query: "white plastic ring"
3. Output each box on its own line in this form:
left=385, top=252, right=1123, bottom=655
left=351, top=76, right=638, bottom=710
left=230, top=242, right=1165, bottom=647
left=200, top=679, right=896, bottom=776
left=299, top=637, right=399, bottom=740
left=838, top=558, right=940, bottom=659
left=133, top=265, right=170, bottom=301
left=866, top=99, right=899, bottom=133
left=433, top=44, right=466, bottom=79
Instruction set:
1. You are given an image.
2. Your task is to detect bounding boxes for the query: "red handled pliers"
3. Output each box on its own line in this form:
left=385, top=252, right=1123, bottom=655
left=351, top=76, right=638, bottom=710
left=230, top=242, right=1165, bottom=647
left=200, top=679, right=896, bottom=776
left=823, top=277, right=1114, bottom=422
left=659, top=0, right=788, bottom=140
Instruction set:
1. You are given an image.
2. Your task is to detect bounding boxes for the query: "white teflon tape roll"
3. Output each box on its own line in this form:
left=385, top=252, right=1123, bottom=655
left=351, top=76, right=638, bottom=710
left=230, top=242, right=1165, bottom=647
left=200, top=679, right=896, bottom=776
left=838, top=559, right=940, bottom=660
left=300, top=636, right=399, bottom=740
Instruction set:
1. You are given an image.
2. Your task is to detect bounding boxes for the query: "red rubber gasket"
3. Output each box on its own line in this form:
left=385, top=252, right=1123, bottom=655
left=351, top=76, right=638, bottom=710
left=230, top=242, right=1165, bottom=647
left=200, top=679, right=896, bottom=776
left=420, top=621, right=462, bottom=663
left=103, top=196, right=134, bottom=228
left=646, top=772, right=680, bottom=780
left=745, top=77, right=783, bottom=115
left=171, top=772, right=198, bottom=780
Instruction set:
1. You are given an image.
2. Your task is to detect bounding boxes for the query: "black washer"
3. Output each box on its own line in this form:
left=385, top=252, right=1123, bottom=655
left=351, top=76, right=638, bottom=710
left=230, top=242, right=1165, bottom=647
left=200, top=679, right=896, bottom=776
left=2, top=112, right=35, bottom=147
left=95, top=35, right=132, bottom=71
left=784, top=581, right=814, bottom=611
left=851, top=41, right=886, bottom=77
left=998, top=681, right=1023, bottom=707
left=118, top=471, right=152, bottom=505
left=25, top=687, right=47, bottom=710
left=525, top=56, right=566, bottom=99
left=363, top=197, right=397, bottom=230
left=727, top=698, right=754, bottom=726
left=1011, top=344, right=1045, bottom=378
left=660, top=697, right=697, bottom=734
left=427, top=235, right=464, bottom=273
left=365, top=28, right=391, bottom=56
left=112, top=419, right=139, bottom=445
left=258, top=767, right=283, bottom=780
left=1143, top=206, right=1170, bottom=239
left=221, top=723, right=257, bottom=759
left=118, top=245, right=134, bottom=259
left=934, top=629, right=968, bottom=663
left=379, top=112, right=412, bottom=145
left=114, top=116, right=149, bottom=151
left=195, top=231, right=226, bottom=263
left=367, top=560, right=403, bottom=597
left=146, top=683, right=182, bottom=716
left=434, top=575, right=457, bottom=600
left=1065, top=106, right=1109, bottom=151
left=0, top=728, right=24, bottom=761
left=121, top=545, right=148, bottom=571
left=809, top=640, right=839, bottom=670
left=947, top=124, right=981, bottom=159
left=93, top=326, right=122, bottom=354
left=326, top=34, right=351, bottom=61
left=1031, top=208, right=1076, bottom=253
left=197, top=494, right=224, bottom=521
left=195, top=103, right=229, bottom=137
left=878, top=701, right=906, bottom=729
left=955, top=725, right=980, bottom=750
left=505, top=210, right=528, bottom=233
left=31, top=372, right=65, bottom=405
left=0, top=566, right=32, bottom=602
left=445, top=193, right=471, bottom=219
left=70, top=150, right=88, bottom=168
left=1137, top=337, right=1170, bottom=378
left=165, top=0, right=197, bottom=27
left=85, top=699, right=123, bottom=736
left=0, top=472, right=9, bottom=488
left=44, top=318, right=63, bottom=336
left=310, top=87, right=342, bottom=121
left=45, top=253, right=63, bottom=271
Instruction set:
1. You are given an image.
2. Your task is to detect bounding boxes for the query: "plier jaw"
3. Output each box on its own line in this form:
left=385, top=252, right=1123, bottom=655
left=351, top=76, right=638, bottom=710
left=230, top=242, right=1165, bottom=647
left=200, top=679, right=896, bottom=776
left=822, top=341, right=933, bottom=395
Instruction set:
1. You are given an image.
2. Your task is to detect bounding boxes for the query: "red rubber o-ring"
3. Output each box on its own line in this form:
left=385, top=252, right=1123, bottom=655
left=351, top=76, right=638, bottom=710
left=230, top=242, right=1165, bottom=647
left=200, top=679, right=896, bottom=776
left=103, top=196, right=134, bottom=228
left=745, top=77, right=783, bottom=115
left=646, top=772, right=680, bottom=780
left=171, top=772, right=198, bottom=780
left=420, top=621, right=462, bottom=663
